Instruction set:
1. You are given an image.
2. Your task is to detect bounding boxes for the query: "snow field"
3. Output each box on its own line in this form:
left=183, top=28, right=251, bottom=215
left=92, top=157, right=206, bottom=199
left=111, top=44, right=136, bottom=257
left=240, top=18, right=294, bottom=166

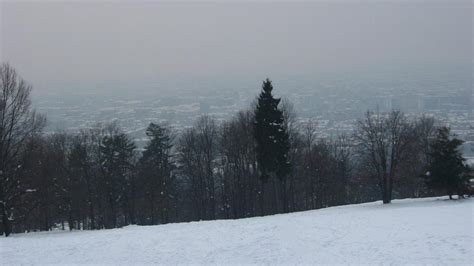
left=1, top=197, right=472, bottom=265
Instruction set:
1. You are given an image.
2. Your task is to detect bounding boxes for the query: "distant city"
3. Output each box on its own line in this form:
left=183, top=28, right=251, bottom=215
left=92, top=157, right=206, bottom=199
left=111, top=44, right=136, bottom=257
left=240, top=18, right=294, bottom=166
left=33, top=75, right=474, bottom=159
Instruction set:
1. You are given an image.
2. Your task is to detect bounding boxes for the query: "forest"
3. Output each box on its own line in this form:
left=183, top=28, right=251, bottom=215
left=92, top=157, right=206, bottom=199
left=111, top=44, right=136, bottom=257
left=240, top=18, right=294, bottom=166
left=1, top=63, right=471, bottom=237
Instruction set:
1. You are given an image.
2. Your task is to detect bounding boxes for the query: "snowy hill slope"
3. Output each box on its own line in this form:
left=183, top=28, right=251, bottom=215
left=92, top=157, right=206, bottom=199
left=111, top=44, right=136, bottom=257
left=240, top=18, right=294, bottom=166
left=1, top=197, right=472, bottom=265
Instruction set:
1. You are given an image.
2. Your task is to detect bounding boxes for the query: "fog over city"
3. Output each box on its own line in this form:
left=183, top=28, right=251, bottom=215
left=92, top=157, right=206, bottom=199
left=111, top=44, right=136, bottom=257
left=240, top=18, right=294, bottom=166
left=2, top=0, right=472, bottom=150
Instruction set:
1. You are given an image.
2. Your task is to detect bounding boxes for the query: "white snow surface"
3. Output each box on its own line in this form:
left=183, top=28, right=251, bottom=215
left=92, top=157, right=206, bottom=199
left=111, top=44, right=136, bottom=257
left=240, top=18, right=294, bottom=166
left=1, top=197, right=473, bottom=265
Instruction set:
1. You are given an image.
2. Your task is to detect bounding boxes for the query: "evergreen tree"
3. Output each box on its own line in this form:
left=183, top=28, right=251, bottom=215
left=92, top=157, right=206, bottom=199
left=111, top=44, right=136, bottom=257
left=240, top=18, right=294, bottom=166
left=99, top=132, right=136, bottom=228
left=254, top=79, right=291, bottom=181
left=253, top=79, right=291, bottom=213
left=138, top=123, right=174, bottom=224
left=426, top=127, right=471, bottom=199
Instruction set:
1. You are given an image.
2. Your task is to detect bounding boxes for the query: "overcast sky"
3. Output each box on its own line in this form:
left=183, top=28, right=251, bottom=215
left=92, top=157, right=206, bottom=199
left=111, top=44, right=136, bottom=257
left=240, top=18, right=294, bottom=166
left=1, top=0, right=471, bottom=94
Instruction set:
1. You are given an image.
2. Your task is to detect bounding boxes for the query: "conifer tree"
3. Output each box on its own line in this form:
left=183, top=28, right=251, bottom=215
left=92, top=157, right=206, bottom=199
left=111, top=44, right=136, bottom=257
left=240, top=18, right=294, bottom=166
left=138, top=123, right=174, bottom=224
left=426, top=127, right=471, bottom=199
left=253, top=79, right=291, bottom=213
left=254, top=79, right=291, bottom=180
left=99, top=132, right=136, bottom=228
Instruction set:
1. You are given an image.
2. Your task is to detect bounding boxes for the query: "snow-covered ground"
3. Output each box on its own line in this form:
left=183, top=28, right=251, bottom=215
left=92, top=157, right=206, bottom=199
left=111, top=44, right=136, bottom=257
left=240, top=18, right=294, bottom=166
left=1, top=197, right=472, bottom=265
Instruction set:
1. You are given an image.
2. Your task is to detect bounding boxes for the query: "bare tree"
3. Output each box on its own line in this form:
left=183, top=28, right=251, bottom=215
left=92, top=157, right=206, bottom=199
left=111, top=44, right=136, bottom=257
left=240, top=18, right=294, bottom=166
left=329, top=134, right=353, bottom=205
left=195, top=116, right=218, bottom=219
left=177, top=116, right=219, bottom=220
left=219, top=110, right=259, bottom=218
left=301, top=121, right=318, bottom=209
left=0, top=63, right=45, bottom=236
left=280, top=98, right=300, bottom=212
left=354, top=110, right=414, bottom=204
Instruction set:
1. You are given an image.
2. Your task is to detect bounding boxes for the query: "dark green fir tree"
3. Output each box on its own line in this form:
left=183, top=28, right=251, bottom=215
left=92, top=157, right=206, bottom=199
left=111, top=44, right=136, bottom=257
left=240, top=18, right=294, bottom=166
left=426, top=127, right=471, bottom=199
left=253, top=79, right=291, bottom=214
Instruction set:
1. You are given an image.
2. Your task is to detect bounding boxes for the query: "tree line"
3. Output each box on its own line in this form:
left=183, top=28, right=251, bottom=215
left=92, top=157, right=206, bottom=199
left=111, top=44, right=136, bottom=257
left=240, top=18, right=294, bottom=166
left=1, top=64, right=471, bottom=236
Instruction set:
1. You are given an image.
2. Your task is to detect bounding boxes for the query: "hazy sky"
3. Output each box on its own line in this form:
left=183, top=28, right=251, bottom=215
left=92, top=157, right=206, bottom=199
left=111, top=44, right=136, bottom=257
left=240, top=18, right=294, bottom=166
left=1, top=0, right=472, bottom=94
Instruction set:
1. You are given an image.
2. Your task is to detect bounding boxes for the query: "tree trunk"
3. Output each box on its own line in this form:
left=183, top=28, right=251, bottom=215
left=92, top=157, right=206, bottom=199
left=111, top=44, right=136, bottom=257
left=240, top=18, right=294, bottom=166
left=88, top=201, right=95, bottom=230
left=259, top=180, right=265, bottom=216
left=382, top=185, right=391, bottom=204
left=281, top=177, right=288, bottom=213
left=150, top=190, right=155, bottom=225
left=381, top=174, right=391, bottom=204
left=68, top=211, right=74, bottom=231
left=272, top=177, right=279, bottom=214
left=1, top=204, right=11, bottom=236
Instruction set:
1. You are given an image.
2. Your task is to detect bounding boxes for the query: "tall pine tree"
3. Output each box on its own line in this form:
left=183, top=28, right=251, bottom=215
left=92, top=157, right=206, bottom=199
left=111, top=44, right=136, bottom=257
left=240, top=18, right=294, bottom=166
left=254, top=79, right=291, bottom=213
left=426, top=127, right=471, bottom=199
